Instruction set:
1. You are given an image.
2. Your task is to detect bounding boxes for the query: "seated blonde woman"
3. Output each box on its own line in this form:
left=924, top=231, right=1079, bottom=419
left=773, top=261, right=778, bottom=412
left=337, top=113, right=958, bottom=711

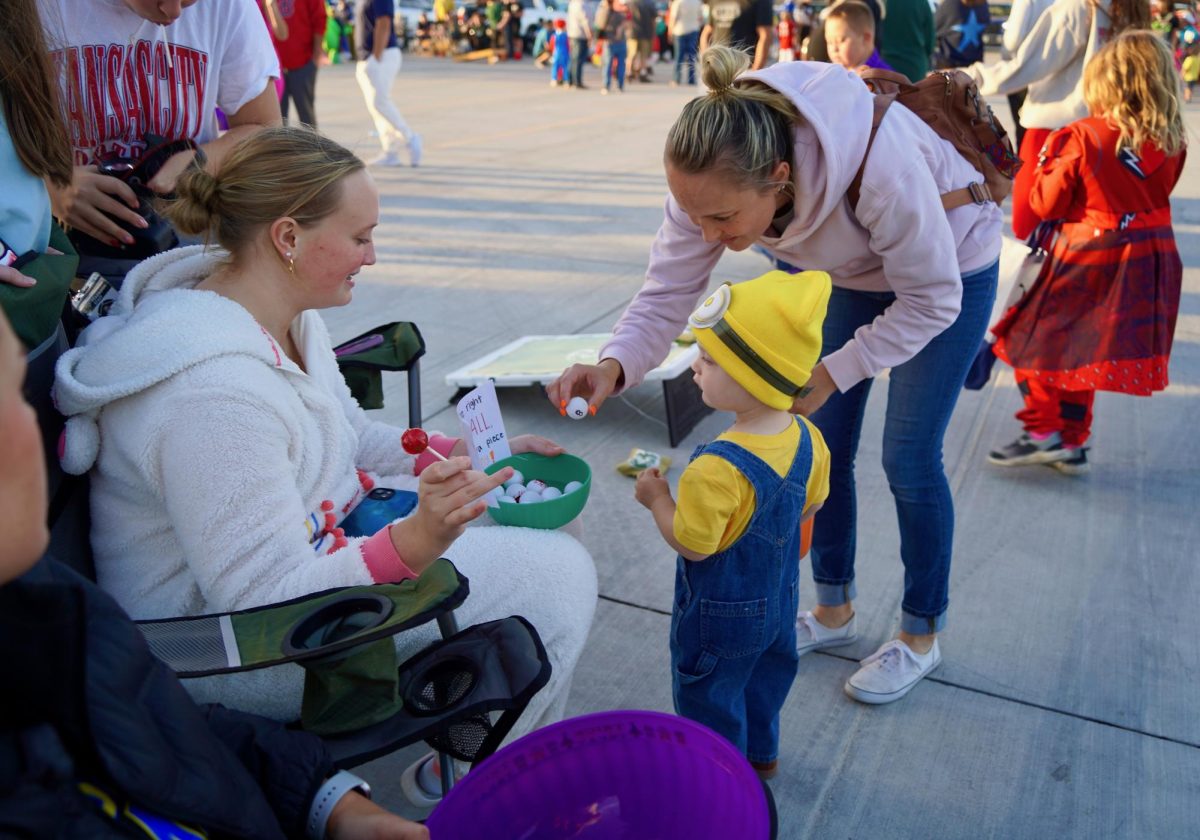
left=53, top=127, right=598, bottom=789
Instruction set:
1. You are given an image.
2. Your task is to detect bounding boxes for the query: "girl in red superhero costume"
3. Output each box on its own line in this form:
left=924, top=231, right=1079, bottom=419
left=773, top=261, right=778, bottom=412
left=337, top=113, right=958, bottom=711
left=989, top=30, right=1186, bottom=475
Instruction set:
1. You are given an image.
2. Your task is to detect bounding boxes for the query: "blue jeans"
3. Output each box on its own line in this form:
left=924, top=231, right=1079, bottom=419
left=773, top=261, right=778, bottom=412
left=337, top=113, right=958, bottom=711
left=808, top=261, right=998, bottom=635
left=672, top=420, right=812, bottom=764
left=673, top=30, right=699, bottom=84
left=602, top=39, right=627, bottom=90
left=569, top=37, right=589, bottom=86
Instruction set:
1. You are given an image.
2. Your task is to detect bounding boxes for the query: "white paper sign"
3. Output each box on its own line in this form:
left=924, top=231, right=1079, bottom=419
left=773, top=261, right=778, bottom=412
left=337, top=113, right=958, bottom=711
left=456, top=380, right=512, bottom=499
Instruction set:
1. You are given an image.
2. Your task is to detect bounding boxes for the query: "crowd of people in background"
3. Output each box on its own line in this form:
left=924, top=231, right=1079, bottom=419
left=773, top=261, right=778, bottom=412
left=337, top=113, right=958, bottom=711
left=252, top=0, right=1200, bottom=101
left=1, top=0, right=1190, bottom=833
left=248, top=0, right=1200, bottom=118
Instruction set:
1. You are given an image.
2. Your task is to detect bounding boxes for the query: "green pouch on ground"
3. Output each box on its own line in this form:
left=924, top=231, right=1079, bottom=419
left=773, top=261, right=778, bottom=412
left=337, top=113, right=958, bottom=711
left=136, top=558, right=468, bottom=735
left=0, top=225, right=79, bottom=349
left=335, top=321, right=426, bottom=410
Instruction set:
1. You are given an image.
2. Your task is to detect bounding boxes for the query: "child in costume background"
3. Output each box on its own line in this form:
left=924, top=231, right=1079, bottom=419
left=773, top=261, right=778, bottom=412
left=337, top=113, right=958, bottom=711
left=989, top=30, right=1186, bottom=475
left=778, top=3, right=797, bottom=62
left=1181, top=41, right=1199, bottom=102
left=634, top=271, right=832, bottom=780
left=824, top=1, right=892, bottom=73
left=550, top=20, right=571, bottom=85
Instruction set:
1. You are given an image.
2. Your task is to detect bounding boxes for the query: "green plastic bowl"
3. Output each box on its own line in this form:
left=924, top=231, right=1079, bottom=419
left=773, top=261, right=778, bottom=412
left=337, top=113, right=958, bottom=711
left=485, top=453, right=591, bottom=530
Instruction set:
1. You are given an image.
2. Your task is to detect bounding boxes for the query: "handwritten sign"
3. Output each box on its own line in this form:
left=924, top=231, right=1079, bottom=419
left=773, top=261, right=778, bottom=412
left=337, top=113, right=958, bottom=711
left=456, top=381, right=511, bottom=507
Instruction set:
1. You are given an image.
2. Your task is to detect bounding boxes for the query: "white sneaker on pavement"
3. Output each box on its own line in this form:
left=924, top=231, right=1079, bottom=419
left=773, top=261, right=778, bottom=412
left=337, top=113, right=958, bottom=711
left=844, top=638, right=941, bottom=705
left=407, top=134, right=423, bottom=167
left=795, top=610, right=857, bottom=656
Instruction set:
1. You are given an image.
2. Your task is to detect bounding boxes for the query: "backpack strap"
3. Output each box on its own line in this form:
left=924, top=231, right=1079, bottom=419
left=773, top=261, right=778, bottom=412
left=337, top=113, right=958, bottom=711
left=846, top=94, right=894, bottom=214
left=847, top=71, right=998, bottom=214
left=941, top=181, right=995, bottom=210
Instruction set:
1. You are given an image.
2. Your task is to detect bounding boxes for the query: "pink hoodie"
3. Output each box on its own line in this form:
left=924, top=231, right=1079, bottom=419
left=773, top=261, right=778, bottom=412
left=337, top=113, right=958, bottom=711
left=600, top=61, right=1003, bottom=393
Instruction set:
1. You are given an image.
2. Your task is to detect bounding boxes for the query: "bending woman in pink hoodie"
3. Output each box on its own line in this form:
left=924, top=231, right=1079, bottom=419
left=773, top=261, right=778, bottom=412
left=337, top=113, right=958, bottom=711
left=550, top=46, right=1002, bottom=706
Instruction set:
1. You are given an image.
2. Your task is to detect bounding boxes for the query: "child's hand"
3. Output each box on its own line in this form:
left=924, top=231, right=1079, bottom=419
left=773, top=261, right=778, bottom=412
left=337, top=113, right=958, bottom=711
left=509, top=434, right=565, bottom=457
left=634, top=467, right=671, bottom=510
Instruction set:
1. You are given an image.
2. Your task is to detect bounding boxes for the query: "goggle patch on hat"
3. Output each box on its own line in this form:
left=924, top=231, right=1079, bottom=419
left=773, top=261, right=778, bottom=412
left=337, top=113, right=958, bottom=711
left=688, top=284, right=732, bottom=329
left=689, top=283, right=804, bottom=398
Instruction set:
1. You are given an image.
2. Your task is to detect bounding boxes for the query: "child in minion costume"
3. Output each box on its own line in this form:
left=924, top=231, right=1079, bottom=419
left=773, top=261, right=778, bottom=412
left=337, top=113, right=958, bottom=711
left=635, top=269, right=833, bottom=780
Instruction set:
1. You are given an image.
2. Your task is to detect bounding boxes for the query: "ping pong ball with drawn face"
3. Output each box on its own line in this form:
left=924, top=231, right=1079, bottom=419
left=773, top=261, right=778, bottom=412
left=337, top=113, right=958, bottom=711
left=565, top=396, right=590, bottom=419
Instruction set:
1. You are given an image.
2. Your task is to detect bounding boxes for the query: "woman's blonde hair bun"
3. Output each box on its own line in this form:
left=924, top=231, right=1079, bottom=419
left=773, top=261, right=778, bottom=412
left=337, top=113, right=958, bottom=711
left=667, top=45, right=802, bottom=193
left=165, top=126, right=364, bottom=253
left=701, top=45, right=750, bottom=97
left=170, top=166, right=221, bottom=237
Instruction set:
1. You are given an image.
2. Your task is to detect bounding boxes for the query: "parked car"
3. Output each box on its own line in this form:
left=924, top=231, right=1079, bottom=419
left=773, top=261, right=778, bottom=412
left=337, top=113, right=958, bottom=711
left=518, top=0, right=567, bottom=52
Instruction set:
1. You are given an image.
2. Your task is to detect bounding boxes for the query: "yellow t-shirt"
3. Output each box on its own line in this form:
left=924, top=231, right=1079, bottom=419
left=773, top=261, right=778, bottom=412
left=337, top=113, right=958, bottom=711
left=1184, top=55, right=1200, bottom=83
left=673, top=418, right=830, bottom=557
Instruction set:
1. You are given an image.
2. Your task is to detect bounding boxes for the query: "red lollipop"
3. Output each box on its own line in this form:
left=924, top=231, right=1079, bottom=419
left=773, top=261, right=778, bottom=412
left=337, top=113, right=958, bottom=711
left=402, top=427, right=448, bottom=461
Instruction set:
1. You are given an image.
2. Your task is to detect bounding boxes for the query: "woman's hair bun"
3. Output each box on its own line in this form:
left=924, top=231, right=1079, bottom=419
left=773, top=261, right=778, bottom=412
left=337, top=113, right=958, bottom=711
left=701, top=45, right=750, bottom=97
left=166, top=166, right=220, bottom=236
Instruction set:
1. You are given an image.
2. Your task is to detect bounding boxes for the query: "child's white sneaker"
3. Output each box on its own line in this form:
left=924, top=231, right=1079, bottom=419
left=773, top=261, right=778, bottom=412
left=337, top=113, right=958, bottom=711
left=844, top=638, right=941, bottom=705
left=795, top=610, right=857, bottom=656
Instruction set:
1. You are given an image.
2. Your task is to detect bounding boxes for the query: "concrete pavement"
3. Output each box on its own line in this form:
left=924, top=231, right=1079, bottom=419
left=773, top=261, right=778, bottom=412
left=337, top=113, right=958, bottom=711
left=309, top=54, right=1200, bottom=837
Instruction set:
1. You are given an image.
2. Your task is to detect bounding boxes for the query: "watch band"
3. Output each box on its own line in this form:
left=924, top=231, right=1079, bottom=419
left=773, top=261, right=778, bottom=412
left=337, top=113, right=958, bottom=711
left=306, top=770, right=372, bottom=840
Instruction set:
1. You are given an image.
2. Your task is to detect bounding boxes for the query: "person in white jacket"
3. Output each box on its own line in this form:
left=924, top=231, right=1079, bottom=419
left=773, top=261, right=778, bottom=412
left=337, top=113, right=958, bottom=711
left=966, top=0, right=1149, bottom=238
left=53, top=126, right=597, bottom=805
left=997, top=0, right=1055, bottom=150
left=550, top=47, right=1002, bottom=706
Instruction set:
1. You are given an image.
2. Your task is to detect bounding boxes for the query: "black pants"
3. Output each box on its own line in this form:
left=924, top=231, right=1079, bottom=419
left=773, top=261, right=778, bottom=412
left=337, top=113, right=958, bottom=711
left=1007, top=89, right=1027, bottom=152
left=282, top=60, right=318, bottom=128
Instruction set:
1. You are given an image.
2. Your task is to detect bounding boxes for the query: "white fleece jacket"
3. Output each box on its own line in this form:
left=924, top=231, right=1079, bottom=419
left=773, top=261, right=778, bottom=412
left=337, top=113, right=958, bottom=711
left=969, top=0, right=1110, bottom=130
left=600, top=60, right=1003, bottom=393
left=54, top=246, right=419, bottom=618
left=53, top=246, right=599, bottom=725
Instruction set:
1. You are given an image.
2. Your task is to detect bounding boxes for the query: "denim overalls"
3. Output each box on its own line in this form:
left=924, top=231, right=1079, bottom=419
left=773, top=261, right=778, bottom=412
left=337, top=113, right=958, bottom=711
left=671, top=419, right=812, bottom=764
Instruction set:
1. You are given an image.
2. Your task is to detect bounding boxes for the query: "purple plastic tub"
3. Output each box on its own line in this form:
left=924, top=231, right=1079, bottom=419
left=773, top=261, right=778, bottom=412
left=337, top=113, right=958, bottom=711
left=426, top=710, right=771, bottom=839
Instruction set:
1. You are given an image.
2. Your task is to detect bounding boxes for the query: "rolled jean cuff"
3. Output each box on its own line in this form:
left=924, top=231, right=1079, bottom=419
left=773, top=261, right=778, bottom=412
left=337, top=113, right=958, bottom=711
left=813, top=580, right=856, bottom=607
left=901, top=608, right=947, bottom=636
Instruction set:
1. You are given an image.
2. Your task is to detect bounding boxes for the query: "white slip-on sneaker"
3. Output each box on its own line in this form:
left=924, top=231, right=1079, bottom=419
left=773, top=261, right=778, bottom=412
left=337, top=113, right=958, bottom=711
left=795, top=610, right=858, bottom=656
left=407, top=134, right=423, bottom=167
left=844, top=638, right=941, bottom=705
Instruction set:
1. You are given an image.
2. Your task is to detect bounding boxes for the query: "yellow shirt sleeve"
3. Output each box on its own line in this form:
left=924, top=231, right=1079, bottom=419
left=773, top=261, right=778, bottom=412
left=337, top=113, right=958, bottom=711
left=672, top=455, right=750, bottom=556
left=673, top=418, right=830, bottom=556
left=801, top=416, right=830, bottom=516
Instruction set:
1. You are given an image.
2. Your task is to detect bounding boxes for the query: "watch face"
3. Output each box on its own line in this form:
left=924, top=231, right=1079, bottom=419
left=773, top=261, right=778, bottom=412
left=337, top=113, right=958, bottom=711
left=688, top=283, right=732, bottom=329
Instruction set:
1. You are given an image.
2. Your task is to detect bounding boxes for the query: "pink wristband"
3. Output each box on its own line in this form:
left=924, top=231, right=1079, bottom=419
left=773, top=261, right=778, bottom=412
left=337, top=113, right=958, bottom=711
left=361, top=525, right=420, bottom=583
left=413, top=433, right=460, bottom=475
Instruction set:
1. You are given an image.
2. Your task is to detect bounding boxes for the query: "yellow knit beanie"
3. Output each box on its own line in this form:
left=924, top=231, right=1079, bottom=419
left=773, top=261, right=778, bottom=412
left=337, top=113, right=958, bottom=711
left=688, top=270, right=832, bottom=410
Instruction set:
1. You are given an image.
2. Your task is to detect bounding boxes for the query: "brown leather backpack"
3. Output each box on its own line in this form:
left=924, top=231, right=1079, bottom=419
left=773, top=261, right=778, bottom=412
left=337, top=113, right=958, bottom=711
left=846, top=68, right=1022, bottom=213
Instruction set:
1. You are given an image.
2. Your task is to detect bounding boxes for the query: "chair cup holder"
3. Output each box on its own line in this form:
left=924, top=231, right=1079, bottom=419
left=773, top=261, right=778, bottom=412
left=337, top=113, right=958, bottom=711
left=282, top=592, right=394, bottom=665
left=286, top=593, right=403, bottom=736
left=403, top=656, right=480, bottom=717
